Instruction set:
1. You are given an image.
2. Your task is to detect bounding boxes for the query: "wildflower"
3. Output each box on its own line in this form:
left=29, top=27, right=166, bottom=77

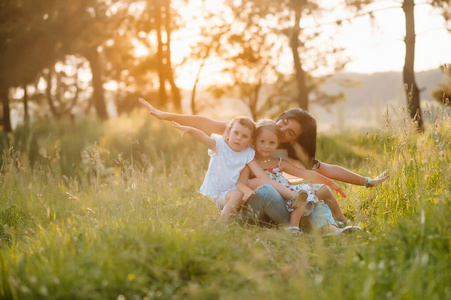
left=127, top=273, right=135, bottom=281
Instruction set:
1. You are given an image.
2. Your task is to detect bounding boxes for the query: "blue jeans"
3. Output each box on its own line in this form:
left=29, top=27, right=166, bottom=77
left=308, top=201, right=338, bottom=230
left=240, top=185, right=337, bottom=231
left=240, top=185, right=290, bottom=226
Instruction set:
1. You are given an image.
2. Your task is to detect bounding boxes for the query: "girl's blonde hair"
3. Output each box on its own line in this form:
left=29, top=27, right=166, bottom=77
left=256, top=119, right=282, bottom=143
left=224, top=116, right=256, bottom=141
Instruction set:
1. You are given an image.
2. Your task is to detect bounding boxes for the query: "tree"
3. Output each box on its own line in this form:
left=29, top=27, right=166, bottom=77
left=211, top=31, right=290, bottom=120
left=224, top=0, right=347, bottom=112
left=110, top=0, right=183, bottom=113
left=60, top=0, right=127, bottom=120
left=0, top=0, right=128, bottom=129
left=188, top=19, right=230, bottom=115
left=43, top=56, right=87, bottom=119
left=402, top=0, right=423, bottom=132
left=154, top=0, right=181, bottom=111
left=346, top=0, right=450, bottom=132
left=0, top=0, right=61, bottom=131
left=429, top=0, right=450, bottom=30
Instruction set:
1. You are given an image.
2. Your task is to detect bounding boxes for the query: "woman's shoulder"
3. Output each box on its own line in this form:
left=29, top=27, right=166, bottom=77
left=279, top=156, right=306, bottom=170
left=273, top=149, right=288, bottom=159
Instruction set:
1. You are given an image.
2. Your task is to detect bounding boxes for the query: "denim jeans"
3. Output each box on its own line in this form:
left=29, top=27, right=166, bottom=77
left=308, top=201, right=338, bottom=230
left=240, top=184, right=336, bottom=231
left=240, top=185, right=290, bottom=226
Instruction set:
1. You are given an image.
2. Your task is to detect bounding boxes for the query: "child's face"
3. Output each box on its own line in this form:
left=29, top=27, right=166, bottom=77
left=226, top=122, right=253, bottom=152
left=255, top=128, right=279, bottom=158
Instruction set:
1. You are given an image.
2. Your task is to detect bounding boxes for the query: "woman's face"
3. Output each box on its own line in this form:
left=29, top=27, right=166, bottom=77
left=276, top=118, right=302, bottom=143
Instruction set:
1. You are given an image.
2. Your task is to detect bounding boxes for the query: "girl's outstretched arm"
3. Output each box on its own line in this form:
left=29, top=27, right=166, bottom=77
left=171, top=121, right=216, bottom=151
left=139, top=97, right=228, bottom=134
left=281, top=160, right=347, bottom=198
left=316, top=162, right=389, bottom=187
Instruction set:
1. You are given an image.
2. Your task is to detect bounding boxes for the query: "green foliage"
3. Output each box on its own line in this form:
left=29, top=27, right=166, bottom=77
left=431, top=64, right=451, bottom=106
left=0, top=112, right=450, bottom=299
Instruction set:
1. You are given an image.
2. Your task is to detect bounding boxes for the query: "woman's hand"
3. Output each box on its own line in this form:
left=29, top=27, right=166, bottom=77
left=138, top=97, right=167, bottom=120
left=331, top=182, right=347, bottom=198
left=366, top=169, right=389, bottom=187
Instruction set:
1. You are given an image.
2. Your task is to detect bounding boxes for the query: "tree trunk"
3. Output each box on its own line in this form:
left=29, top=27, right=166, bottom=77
left=191, top=43, right=214, bottom=115
left=402, top=0, right=423, bottom=132
left=86, top=48, right=108, bottom=120
left=23, top=83, right=29, bottom=125
left=0, top=85, right=12, bottom=132
left=163, top=0, right=181, bottom=112
left=155, top=0, right=167, bottom=109
left=250, top=78, right=262, bottom=121
left=191, top=60, right=205, bottom=115
left=290, top=9, right=309, bottom=111
left=46, top=67, right=61, bottom=119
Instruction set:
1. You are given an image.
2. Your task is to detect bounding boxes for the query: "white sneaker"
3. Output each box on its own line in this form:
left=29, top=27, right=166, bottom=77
left=325, top=225, right=364, bottom=236
left=340, top=225, right=363, bottom=234
left=284, top=226, right=303, bottom=237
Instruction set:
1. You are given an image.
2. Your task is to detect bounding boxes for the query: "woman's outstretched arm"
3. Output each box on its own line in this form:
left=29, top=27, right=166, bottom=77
left=316, top=162, right=389, bottom=187
left=139, top=97, right=228, bottom=134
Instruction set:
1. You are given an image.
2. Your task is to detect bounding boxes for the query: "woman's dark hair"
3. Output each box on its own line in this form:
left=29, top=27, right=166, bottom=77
left=276, top=108, right=317, bottom=169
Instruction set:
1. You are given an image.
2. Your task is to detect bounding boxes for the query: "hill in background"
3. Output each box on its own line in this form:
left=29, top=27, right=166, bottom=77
left=181, top=69, right=447, bottom=132
left=312, top=69, right=447, bottom=132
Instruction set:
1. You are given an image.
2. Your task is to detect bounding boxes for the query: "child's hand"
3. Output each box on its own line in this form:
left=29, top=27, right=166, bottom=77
left=171, top=121, right=191, bottom=137
left=242, top=189, right=255, bottom=201
left=138, top=97, right=166, bottom=120
left=367, top=169, right=389, bottom=187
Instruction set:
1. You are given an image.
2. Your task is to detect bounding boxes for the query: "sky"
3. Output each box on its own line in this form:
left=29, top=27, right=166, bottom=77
left=170, top=1, right=450, bottom=89
left=339, top=2, right=450, bottom=74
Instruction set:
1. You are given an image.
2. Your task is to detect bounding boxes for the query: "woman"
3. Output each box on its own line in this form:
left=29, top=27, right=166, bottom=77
left=138, top=98, right=388, bottom=232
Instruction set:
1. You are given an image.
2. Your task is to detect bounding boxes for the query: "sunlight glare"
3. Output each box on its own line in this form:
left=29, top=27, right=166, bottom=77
left=104, top=81, right=119, bottom=91
left=132, top=38, right=149, bottom=57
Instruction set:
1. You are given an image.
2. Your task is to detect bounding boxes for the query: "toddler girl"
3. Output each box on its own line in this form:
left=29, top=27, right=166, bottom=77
left=239, top=120, right=347, bottom=234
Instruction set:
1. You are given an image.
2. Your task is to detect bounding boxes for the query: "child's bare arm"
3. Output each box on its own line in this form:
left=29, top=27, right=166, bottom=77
left=171, top=121, right=216, bottom=151
left=281, top=160, right=347, bottom=198
left=237, top=166, right=254, bottom=201
left=247, top=160, right=293, bottom=200
left=139, top=97, right=228, bottom=134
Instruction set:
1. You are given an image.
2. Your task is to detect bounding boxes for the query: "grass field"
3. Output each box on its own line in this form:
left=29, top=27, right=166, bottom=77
left=0, top=110, right=450, bottom=299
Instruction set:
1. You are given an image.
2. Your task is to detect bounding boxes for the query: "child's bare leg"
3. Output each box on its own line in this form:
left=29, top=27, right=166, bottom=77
left=319, top=224, right=341, bottom=235
left=315, top=186, right=347, bottom=223
left=221, top=190, right=245, bottom=222
left=290, top=192, right=308, bottom=227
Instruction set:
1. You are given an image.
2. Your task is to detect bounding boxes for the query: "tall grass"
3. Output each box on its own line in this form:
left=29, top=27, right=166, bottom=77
left=0, top=109, right=450, bottom=299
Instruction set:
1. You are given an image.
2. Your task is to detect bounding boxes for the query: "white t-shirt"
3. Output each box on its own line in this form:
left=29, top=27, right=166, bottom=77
left=199, top=134, right=255, bottom=200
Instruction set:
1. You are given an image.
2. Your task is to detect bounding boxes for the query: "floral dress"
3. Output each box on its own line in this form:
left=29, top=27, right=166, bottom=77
left=265, top=158, right=323, bottom=215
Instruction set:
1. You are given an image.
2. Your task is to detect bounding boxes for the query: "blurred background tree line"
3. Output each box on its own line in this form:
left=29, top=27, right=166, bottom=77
left=0, top=0, right=449, bottom=132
